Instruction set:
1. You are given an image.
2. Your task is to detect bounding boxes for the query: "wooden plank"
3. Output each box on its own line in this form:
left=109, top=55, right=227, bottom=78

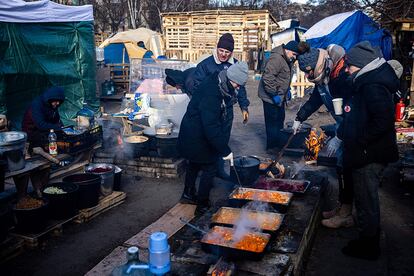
left=124, top=203, right=196, bottom=249
left=0, top=236, right=25, bottom=264
left=85, top=246, right=129, bottom=276
left=74, top=191, right=126, bottom=224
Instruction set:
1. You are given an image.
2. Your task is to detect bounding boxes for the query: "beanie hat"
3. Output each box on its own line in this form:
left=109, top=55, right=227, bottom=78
left=217, top=33, right=234, bottom=52
left=298, top=48, right=320, bottom=72
left=226, top=61, right=248, bottom=86
left=346, top=41, right=380, bottom=68
left=326, top=44, right=345, bottom=66
left=283, top=40, right=299, bottom=53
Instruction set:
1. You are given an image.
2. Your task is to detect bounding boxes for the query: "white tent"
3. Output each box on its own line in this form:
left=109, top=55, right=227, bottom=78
left=0, top=0, right=93, bottom=23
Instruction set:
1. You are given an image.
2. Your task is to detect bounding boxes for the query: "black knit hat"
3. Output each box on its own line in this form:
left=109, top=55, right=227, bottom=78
left=346, top=41, right=380, bottom=68
left=298, top=48, right=320, bottom=72
left=217, top=33, right=234, bottom=52
left=283, top=40, right=299, bottom=53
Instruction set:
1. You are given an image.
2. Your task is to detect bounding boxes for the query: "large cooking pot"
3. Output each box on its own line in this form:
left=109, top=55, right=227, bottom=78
left=13, top=198, right=49, bottom=233
left=277, top=121, right=312, bottom=149
left=156, top=133, right=179, bottom=158
left=63, top=173, right=101, bottom=209
left=0, top=131, right=27, bottom=171
left=230, top=156, right=260, bottom=187
left=123, top=135, right=149, bottom=158
left=42, top=182, right=79, bottom=219
left=100, top=119, right=123, bottom=149
left=85, top=163, right=115, bottom=196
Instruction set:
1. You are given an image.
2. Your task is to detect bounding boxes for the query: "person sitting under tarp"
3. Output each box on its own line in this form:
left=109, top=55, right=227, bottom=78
left=22, top=86, right=65, bottom=151
left=138, top=41, right=155, bottom=59
left=165, top=67, right=196, bottom=96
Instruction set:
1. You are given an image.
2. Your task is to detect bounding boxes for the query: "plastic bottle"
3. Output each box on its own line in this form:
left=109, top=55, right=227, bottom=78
left=110, top=247, right=152, bottom=276
left=395, top=99, right=406, bottom=122
left=48, top=129, right=58, bottom=156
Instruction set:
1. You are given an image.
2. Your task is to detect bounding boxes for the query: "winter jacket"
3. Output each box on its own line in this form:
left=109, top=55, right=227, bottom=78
left=258, top=45, right=294, bottom=104
left=296, top=62, right=349, bottom=122
left=337, top=59, right=399, bottom=169
left=165, top=67, right=196, bottom=96
left=178, top=72, right=235, bottom=164
left=22, top=87, right=65, bottom=138
left=193, top=52, right=250, bottom=111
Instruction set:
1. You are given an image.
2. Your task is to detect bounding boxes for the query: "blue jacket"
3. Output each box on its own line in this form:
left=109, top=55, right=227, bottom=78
left=193, top=55, right=250, bottom=111
left=22, top=87, right=65, bottom=136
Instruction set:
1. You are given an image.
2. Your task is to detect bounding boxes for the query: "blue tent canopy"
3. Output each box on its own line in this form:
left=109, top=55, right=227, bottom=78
left=304, top=10, right=392, bottom=59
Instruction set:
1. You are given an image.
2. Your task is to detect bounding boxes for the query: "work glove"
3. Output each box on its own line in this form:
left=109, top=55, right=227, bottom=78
left=286, top=88, right=292, bottom=101
left=223, top=152, right=234, bottom=166
left=292, top=120, right=302, bottom=135
left=242, top=110, right=249, bottom=124
left=326, top=136, right=342, bottom=157
left=272, top=95, right=282, bottom=106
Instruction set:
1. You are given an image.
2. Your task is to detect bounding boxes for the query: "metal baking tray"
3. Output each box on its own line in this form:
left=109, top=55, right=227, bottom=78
left=210, top=207, right=284, bottom=233
left=254, top=177, right=310, bottom=194
left=200, top=226, right=271, bottom=260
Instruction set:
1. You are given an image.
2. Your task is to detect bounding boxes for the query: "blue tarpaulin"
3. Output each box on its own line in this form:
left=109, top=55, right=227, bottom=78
left=304, top=10, right=392, bottom=60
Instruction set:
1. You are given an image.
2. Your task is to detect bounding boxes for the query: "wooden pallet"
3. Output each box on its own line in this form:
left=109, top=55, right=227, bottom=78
left=0, top=236, right=25, bottom=264
left=74, top=191, right=126, bottom=224
left=11, top=214, right=79, bottom=248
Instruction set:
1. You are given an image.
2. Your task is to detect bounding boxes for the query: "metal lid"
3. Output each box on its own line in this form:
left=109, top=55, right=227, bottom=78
left=234, top=156, right=260, bottom=167
left=0, top=131, right=27, bottom=146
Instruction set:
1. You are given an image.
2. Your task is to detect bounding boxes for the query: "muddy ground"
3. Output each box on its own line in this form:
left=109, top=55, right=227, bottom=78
left=1, top=76, right=414, bottom=275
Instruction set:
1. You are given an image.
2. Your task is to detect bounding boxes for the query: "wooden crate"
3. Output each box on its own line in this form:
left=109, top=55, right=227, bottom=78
left=161, top=9, right=280, bottom=63
left=74, top=191, right=126, bottom=224
left=109, top=63, right=130, bottom=91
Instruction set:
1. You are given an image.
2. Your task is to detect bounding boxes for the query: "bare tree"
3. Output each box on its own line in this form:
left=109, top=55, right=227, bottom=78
left=93, top=0, right=128, bottom=33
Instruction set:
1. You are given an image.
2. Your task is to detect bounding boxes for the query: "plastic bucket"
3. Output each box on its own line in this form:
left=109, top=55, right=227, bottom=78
left=63, top=173, right=101, bottom=209
left=85, top=163, right=115, bottom=196
left=42, top=182, right=79, bottom=219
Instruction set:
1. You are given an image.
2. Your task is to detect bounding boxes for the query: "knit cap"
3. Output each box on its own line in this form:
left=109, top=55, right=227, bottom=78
left=346, top=41, right=380, bottom=68
left=298, top=48, right=320, bottom=72
left=217, top=33, right=234, bottom=52
left=283, top=41, right=299, bottom=53
left=226, top=62, right=248, bottom=86
left=327, top=44, right=345, bottom=66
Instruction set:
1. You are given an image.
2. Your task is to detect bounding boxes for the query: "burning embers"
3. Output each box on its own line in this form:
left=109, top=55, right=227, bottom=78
left=208, top=257, right=235, bottom=276
left=304, top=128, right=326, bottom=161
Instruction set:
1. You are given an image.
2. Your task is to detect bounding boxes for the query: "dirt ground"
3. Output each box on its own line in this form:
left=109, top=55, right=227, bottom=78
left=2, top=76, right=414, bottom=275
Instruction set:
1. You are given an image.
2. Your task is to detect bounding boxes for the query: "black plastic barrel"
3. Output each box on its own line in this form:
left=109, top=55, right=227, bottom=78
left=156, top=134, right=179, bottom=158
left=63, top=173, right=101, bottom=209
left=13, top=199, right=49, bottom=233
left=42, top=182, right=79, bottom=219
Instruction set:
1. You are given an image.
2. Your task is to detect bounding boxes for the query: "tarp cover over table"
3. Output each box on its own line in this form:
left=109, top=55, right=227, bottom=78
left=0, top=0, right=97, bottom=127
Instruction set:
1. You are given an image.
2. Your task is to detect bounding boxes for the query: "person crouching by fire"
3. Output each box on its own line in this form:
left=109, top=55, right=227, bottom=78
left=177, top=62, right=249, bottom=215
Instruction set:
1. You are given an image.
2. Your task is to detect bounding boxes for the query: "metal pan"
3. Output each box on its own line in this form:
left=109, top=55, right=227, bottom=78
left=210, top=207, right=284, bottom=233
left=200, top=226, right=271, bottom=261
left=228, top=187, right=293, bottom=212
left=254, top=177, right=310, bottom=194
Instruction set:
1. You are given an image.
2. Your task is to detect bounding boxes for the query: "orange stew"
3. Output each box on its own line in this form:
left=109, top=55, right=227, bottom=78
left=202, top=226, right=269, bottom=253
left=230, top=189, right=291, bottom=204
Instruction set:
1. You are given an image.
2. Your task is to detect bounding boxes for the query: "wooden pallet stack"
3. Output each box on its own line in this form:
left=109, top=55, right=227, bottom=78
left=161, top=9, right=280, bottom=63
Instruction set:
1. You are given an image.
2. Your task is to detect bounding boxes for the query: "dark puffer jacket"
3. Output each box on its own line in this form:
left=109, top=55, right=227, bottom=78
left=165, top=67, right=196, bottom=96
left=177, top=72, right=234, bottom=164
left=296, top=62, right=350, bottom=122
left=258, top=45, right=293, bottom=104
left=337, top=61, right=399, bottom=169
left=22, top=87, right=65, bottom=137
left=193, top=55, right=249, bottom=111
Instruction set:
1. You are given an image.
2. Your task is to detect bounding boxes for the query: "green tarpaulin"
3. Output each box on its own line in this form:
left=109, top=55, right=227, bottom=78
left=0, top=21, right=98, bottom=128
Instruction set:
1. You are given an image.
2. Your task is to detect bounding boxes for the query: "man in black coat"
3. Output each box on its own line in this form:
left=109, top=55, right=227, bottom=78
left=337, top=41, right=399, bottom=260
left=177, top=62, right=249, bottom=214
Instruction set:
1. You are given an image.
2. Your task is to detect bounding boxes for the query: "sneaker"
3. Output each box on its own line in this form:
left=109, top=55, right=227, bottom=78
left=342, top=239, right=381, bottom=261
left=321, top=214, right=354, bottom=228
left=195, top=200, right=211, bottom=216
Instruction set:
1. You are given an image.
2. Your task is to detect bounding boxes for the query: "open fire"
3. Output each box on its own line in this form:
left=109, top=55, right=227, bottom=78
left=208, top=257, right=235, bottom=276
left=304, top=128, right=326, bottom=161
